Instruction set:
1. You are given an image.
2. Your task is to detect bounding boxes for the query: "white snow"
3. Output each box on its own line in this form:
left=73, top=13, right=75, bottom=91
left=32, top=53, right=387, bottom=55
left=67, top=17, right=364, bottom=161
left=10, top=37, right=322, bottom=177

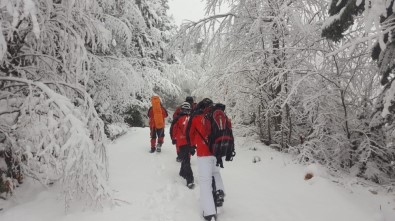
left=0, top=158, right=6, bottom=170
left=23, top=0, right=40, bottom=39
left=107, top=123, right=128, bottom=140
left=0, top=26, right=6, bottom=61
left=382, top=80, right=395, bottom=118
left=0, top=127, right=394, bottom=221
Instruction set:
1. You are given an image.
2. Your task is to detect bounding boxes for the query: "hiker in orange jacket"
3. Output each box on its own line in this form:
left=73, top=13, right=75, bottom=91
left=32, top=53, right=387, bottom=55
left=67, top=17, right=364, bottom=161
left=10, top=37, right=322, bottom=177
left=147, top=96, right=168, bottom=153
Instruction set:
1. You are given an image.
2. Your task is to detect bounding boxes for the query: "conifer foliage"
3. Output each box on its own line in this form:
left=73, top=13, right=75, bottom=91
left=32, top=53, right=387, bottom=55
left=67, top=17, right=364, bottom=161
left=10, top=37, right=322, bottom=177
left=321, top=0, right=365, bottom=42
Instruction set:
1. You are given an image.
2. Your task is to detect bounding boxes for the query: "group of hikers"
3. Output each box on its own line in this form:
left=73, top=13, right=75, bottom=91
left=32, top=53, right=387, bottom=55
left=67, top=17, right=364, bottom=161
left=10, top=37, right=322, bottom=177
left=147, top=96, right=236, bottom=221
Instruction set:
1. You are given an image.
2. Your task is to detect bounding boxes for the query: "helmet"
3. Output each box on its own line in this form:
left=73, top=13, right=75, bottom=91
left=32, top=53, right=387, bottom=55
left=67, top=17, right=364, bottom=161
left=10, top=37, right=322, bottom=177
left=186, top=96, right=194, bottom=103
left=196, top=98, right=213, bottom=110
left=181, top=102, right=191, bottom=110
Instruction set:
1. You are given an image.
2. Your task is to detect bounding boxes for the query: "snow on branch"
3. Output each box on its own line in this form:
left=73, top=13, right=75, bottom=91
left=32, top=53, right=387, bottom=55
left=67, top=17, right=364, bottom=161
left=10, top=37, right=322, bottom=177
left=0, top=76, right=111, bottom=208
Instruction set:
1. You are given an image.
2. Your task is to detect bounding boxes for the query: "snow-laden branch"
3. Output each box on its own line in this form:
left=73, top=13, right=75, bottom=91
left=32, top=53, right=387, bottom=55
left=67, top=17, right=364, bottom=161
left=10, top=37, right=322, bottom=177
left=0, top=76, right=111, bottom=208
left=183, top=13, right=237, bottom=28
left=325, top=26, right=395, bottom=57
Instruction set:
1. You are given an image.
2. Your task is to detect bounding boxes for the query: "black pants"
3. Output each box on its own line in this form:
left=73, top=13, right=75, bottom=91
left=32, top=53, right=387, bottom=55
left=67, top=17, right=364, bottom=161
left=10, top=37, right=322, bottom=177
left=150, top=128, right=165, bottom=148
left=179, top=145, right=193, bottom=184
left=150, top=127, right=165, bottom=139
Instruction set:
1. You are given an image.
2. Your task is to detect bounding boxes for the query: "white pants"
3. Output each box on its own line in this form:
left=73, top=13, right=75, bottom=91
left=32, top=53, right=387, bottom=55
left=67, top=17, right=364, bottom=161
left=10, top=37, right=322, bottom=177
left=197, top=156, right=225, bottom=216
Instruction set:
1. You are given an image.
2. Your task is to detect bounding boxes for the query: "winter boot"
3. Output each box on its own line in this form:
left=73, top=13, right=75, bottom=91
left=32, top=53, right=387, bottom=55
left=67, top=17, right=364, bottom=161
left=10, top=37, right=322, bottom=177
left=187, top=182, right=195, bottom=189
left=203, top=214, right=216, bottom=221
left=214, top=190, right=225, bottom=207
left=156, top=143, right=162, bottom=152
left=149, top=147, right=156, bottom=153
left=186, top=177, right=194, bottom=189
left=176, top=156, right=182, bottom=162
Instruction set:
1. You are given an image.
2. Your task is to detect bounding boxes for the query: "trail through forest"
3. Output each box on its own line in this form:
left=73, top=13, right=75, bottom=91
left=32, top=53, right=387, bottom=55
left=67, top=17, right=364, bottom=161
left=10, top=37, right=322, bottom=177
left=0, top=127, right=394, bottom=221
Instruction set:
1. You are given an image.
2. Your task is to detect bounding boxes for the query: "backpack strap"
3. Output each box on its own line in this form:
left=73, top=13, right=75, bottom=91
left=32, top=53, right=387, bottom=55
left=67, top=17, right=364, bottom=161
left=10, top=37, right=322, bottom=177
left=185, top=113, right=194, bottom=146
left=186, top=107, right=206, bottom=144
left=195, top=128, right=209, bottom=146
left=196, top=129, right=224, bottom=168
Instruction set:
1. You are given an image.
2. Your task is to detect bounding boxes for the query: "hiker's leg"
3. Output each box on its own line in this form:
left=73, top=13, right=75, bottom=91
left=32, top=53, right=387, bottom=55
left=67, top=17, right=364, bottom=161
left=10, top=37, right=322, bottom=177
left=212, top=157, right=225, bottom=207
left=157, top=128, right=165, bottom=144
left=197, top=156, right=216, bottom=216
left=212, top=157, right=224, bottom=191
left=180, top=146, right=193, bottom=183
left=150, top=128, right=157, bottom=148
left=179, top=146, right=189, bottom=178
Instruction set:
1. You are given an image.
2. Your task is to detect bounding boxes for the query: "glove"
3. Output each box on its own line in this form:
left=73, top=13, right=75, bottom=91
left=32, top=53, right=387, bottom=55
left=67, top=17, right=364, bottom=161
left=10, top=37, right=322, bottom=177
left=225, top=143, right=236, bottom=161
left=216, top=156, right=224, bottom=168
left=172, top=139, right=176, bottom=145
left=225, top=150, right=236, bottom=161
left=190, top=147, right=196, bottom=156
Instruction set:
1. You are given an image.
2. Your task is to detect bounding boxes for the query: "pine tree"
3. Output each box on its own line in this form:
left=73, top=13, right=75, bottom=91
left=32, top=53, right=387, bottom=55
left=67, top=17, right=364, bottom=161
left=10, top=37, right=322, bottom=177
left=321, top=0, right=365, bottom=41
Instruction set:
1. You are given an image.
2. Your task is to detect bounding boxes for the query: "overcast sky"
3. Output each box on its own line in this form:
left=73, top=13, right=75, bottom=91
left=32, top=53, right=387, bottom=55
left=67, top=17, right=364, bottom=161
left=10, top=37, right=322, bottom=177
left=168, top=0, right=206, bottom=26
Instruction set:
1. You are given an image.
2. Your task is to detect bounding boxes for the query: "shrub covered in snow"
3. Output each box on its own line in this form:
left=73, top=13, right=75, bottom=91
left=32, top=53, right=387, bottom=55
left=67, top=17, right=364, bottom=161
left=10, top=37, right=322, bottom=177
left=107, top=123, right=129, bottom=140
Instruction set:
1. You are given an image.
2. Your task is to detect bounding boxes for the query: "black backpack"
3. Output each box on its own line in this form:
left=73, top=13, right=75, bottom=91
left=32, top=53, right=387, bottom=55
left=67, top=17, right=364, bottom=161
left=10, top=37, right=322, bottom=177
left=205, top=103, right=236, bottom=167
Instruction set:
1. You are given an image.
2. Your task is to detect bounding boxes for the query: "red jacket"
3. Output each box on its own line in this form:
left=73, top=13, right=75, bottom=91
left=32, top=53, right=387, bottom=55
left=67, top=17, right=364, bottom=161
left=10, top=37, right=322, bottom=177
left=147, top=106, right=168, bottom=129
left=170, top=113, right=190, bottom=147
left=187, top=108, right=212, bottom=156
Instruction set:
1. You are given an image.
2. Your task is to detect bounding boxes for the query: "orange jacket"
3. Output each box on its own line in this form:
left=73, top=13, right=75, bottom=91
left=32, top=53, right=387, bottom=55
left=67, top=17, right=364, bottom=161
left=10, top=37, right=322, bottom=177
left=148, top=106, right=168, bottom=129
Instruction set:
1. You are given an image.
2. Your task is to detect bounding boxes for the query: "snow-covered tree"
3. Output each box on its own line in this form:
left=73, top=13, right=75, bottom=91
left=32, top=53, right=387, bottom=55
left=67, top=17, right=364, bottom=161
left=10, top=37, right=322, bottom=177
left=322, top=0, right=395, bottom=138
left=89, top=0, right=189, bottom=124
left=177, top=0, right=328, bottom=145
left=0, top=0, right=209, bottom=206
left=0, top=0, right=129, bottom=207
left=176, top=0, right=395, bottom=183
left=322, top=0, right=395, bottom=183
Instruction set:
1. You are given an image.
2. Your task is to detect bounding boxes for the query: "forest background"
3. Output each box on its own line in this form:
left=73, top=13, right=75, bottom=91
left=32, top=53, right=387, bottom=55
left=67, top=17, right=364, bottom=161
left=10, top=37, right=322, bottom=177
left=0, top=0, right=394, bottom=207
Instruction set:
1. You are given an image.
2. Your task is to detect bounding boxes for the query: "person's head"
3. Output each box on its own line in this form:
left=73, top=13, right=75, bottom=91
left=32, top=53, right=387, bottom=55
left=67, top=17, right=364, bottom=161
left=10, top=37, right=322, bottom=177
left=215, top=103, right=226, bottom=111
left=151, top=95, right=160, bottom=101
left=151, top=95, right=162, bottom=106
left=181, top=102, right=191, bottom=110
left=196, top=98, right=213, bottom=110
left=185, top=96, right=194, bottom=104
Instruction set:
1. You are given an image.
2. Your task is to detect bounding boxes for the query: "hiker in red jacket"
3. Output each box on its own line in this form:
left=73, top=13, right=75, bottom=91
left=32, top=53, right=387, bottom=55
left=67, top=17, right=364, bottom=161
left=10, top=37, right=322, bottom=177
left=186, top=98, right=225, bottom=221
left=173, top=96, right=197, bottom=119
left=147, top=97, right=168, bottom=153
left=170, top=102, right=194, bottom=188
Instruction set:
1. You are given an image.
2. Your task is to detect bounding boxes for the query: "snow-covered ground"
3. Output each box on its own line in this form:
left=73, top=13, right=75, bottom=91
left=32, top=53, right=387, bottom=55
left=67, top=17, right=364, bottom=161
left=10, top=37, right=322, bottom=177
left=0, top=127, right=394, bottom=221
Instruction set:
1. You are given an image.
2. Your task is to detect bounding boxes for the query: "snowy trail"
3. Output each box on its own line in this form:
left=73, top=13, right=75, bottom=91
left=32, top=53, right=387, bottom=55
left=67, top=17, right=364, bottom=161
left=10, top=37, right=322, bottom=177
left=106, top=127, right=201, bottom=221
left=0, top=127, right=394, bottom=221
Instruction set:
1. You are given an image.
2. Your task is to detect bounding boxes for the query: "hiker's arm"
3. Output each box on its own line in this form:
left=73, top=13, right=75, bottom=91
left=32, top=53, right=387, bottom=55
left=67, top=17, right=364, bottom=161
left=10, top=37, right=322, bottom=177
left=163, top=106, right=168, bottom=117
left=186, top=116, right=194, bottom=146
left=169, top=121, right=175, bottom=140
